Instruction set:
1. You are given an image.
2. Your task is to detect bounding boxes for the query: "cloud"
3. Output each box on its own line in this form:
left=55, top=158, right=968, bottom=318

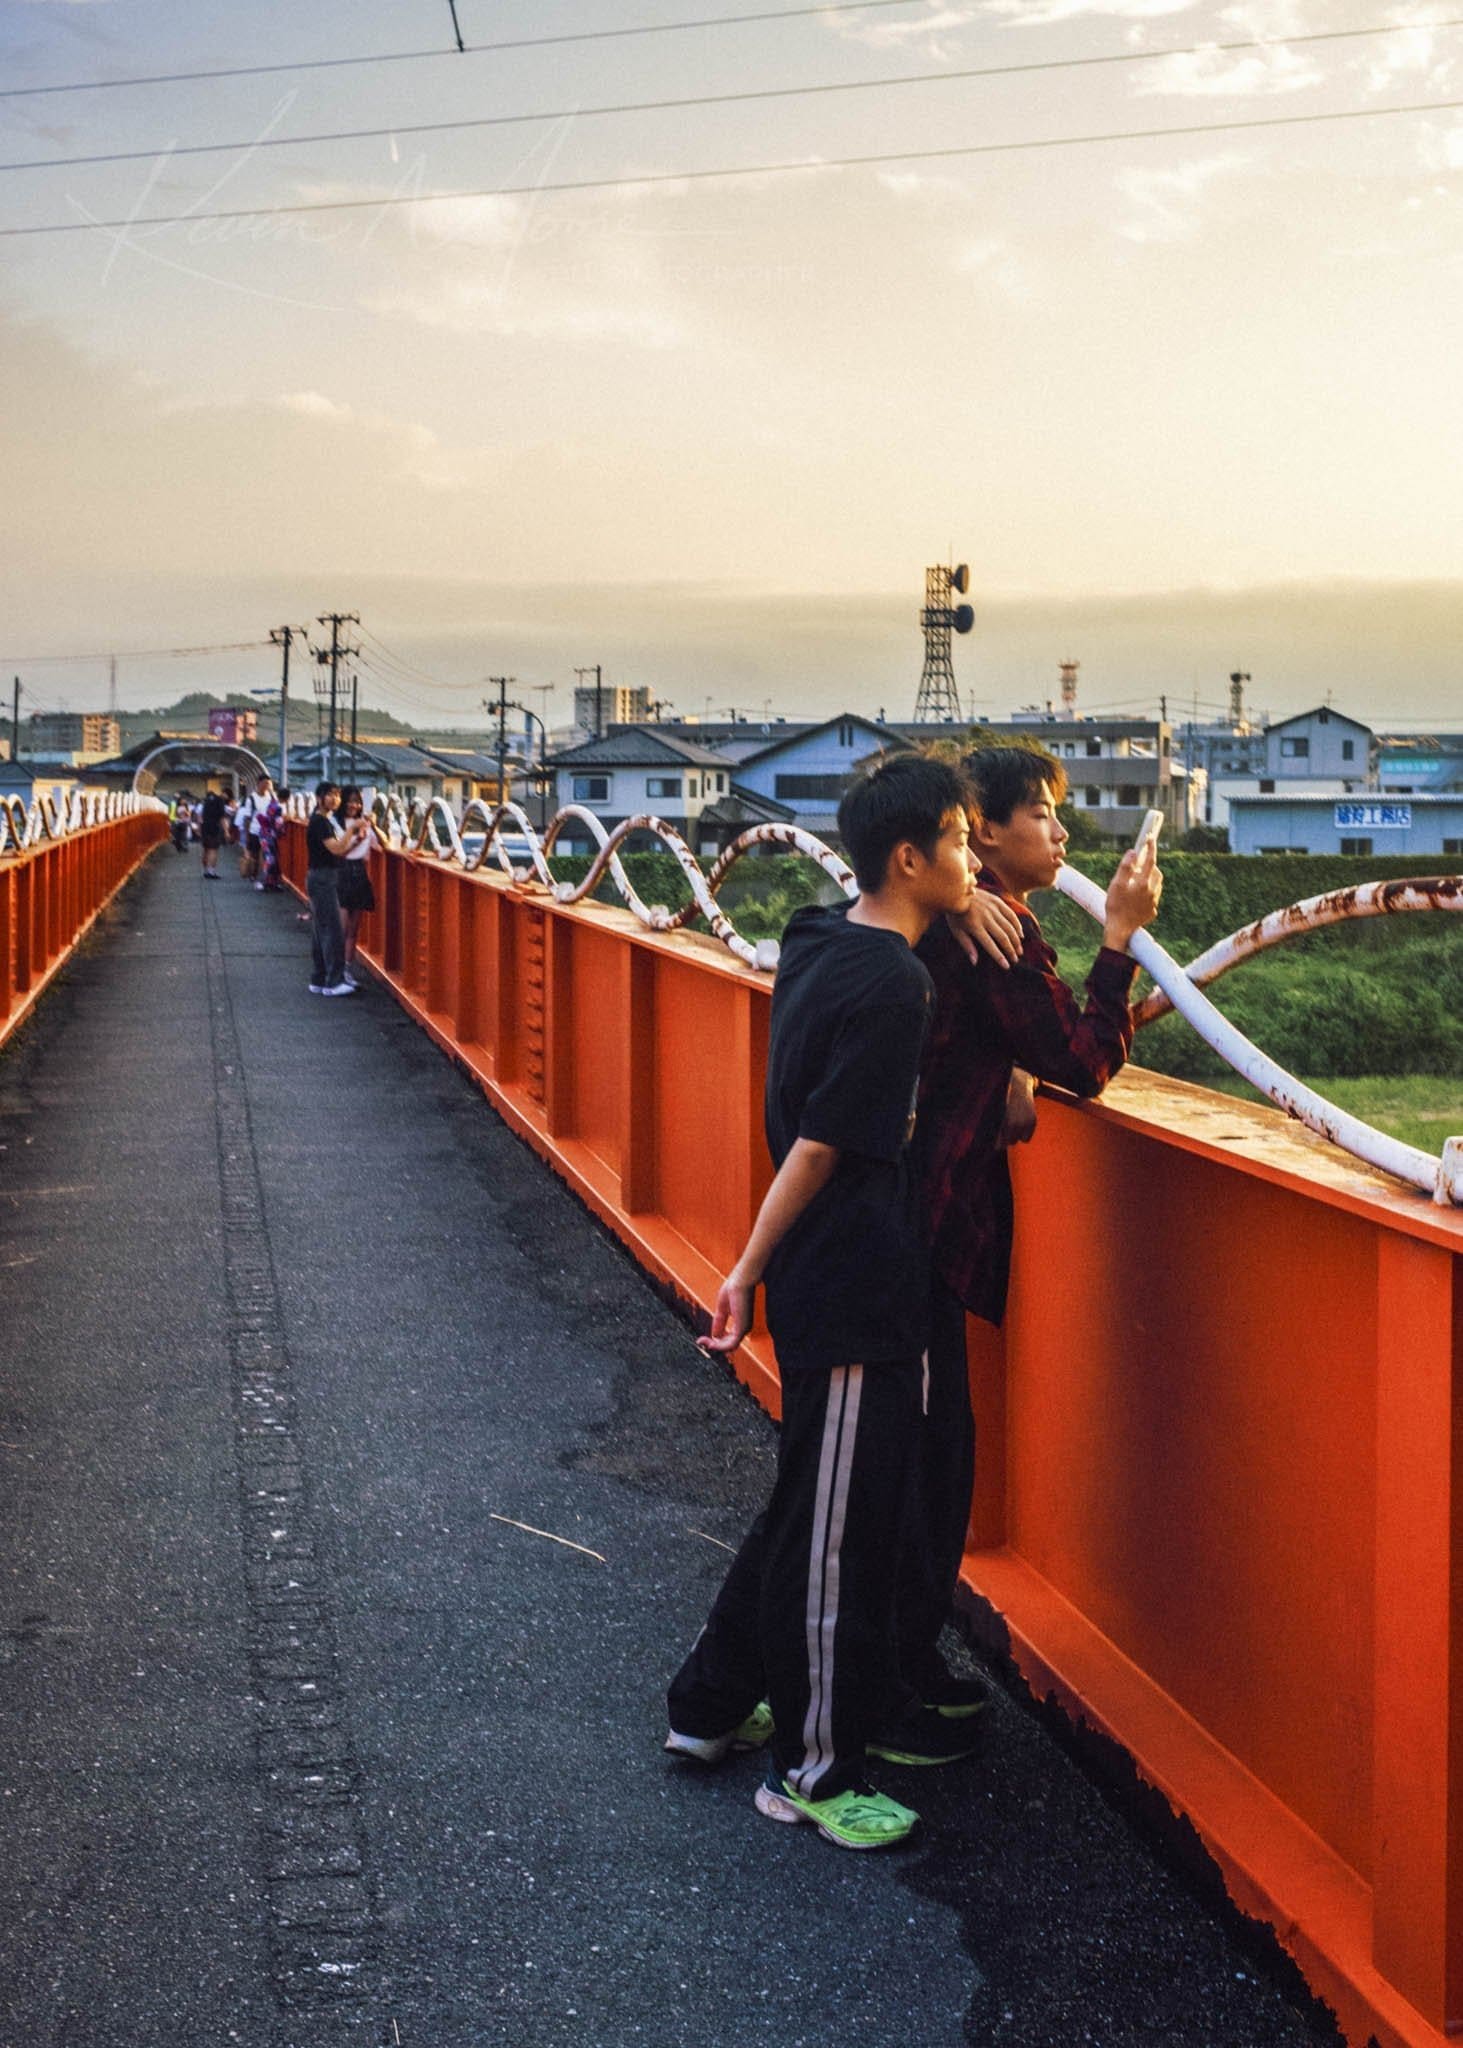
left=1361, top=14, right=1457, bottom=95
left=1114, top=152, right=1252, bottom=240
left=876, top=169, right=974, bottom=202
left=984, top=0, right=1197, bottom=28
left=1418, top=117, right=1463, bottom=171
left=279, top=390, right=353, bottom=425
left=825, top=1, right=983, bottom=55
left=954, top=236, right=1035, bottom=297
left=406, top=194, right=530, bottom=252
left=363, top=278, right=687, bottom=349
left=1132, top=43, right=1324, bottom=96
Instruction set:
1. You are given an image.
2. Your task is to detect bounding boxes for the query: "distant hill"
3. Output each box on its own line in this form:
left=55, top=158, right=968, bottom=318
left=117, top=691, right=497, bottom=752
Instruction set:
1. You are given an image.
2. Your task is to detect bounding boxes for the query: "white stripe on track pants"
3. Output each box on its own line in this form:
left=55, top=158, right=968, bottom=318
left=667, top=1357, right=923, bottom=1801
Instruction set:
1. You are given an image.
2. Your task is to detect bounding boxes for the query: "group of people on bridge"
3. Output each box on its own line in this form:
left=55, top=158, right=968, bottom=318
left=664, top=742, right=1163, bottom=1853
left=169, top=779, right=286, bottom=892
left=169, top=775, right=383, bottom=996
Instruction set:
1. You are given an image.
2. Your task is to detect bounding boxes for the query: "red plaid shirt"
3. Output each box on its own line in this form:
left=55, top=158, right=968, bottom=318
left=916, top=871, right=1138, bottom=1324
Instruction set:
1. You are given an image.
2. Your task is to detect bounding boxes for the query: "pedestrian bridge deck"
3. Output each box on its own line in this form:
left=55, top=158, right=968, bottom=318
left=0, top=846, right=1328, bottom=2047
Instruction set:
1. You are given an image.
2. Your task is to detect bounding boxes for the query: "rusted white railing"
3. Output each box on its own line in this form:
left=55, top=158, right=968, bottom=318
left=0, top=788, right=165, bottom=856
left=1054, top=863, right=1462, bottom=1207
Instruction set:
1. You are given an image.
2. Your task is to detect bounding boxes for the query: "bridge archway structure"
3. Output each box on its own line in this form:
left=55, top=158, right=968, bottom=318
left=131, top=739, right=270, bottom=799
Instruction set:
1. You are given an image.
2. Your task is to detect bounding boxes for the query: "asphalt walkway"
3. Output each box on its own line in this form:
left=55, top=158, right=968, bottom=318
left=0, top=845, right=1337, bottom=2048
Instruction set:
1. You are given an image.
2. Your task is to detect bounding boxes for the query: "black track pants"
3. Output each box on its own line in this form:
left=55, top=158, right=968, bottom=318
left=894, top=1275, right=975, bottom=1695
left=668, top=1358, right=923, bottom=1801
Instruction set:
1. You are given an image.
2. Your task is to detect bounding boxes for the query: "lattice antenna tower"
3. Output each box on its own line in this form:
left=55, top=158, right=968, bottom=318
left=913, top=562, right=974, bottom=723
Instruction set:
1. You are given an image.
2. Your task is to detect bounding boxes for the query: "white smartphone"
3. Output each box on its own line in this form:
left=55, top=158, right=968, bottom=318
left=1133, top=807, right=1164, bottom=853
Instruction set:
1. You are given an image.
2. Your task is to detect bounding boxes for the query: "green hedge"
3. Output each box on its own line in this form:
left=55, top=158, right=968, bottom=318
left=1030, top=851, right=1452, bottom=958
left=1032, top=854, right=1463, bottom=1081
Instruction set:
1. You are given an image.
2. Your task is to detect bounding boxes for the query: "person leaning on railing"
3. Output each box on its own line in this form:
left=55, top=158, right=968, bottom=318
left=901, top=743, right=1163, bottom=1710
left=663, top=754, right=1025, bottom=1853
left=305, top=781, right=368, bottom=998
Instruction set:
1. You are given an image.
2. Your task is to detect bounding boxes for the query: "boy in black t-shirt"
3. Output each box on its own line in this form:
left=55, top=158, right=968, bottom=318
left=665, top=754, right=987, bottom=1851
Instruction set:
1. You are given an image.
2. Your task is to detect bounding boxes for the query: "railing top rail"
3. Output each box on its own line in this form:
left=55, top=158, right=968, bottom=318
left=0, top=787, right=166, bottom=856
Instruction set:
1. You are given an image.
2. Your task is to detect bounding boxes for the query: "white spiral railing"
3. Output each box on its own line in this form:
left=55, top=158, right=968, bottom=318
left=287, top=789, right=853, bottom=973
left=1053, top=863, right=1462, bottom=1208
left=282, top=790, right=1460, bottom=1205
left=0, top=787, right=166, bottom=855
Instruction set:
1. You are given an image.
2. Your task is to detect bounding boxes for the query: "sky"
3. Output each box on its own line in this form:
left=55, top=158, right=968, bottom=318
left=0, top=0, right=1458, bottom=734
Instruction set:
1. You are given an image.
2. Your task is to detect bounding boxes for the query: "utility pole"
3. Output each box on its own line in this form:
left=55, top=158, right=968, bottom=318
left=484, top=677, right=514, bottom=809
left=269, top=625, right=307, bottom=786
left=10, top=677, right=19, bottom=767
left=574, top=664, right=604, bottom=739
left=349, top=670, right=359, bottom=771
left=505, top=695, right=549, bottom=829
left=316, top=611, right=360, bottom=787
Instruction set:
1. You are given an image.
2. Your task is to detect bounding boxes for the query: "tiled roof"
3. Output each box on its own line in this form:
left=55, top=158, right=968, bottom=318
left=699, top=784, right=798, bottom=827
left=550, top=729, right=730, bottom=769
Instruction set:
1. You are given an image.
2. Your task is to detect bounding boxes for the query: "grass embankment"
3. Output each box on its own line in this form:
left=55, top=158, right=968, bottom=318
left=1199, top=1074, right=1461, bottom=1152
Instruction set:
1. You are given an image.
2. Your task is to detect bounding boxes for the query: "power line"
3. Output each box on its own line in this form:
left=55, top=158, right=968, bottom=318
left=8, top=15, right=1457, bottom=181
left=0, top=639, right=272, bottom=662
left=0, top=0, right=929, bottom=101
left=357, top=627, right=489, bottom=695
left=6, top=92, right=1459, bottom=239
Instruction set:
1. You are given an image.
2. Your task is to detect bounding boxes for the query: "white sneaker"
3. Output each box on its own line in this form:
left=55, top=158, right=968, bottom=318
left=343, top=970, right=358, bottom=988
left=321, top=982, right=355, bottom=997
left=307, top=984, right=327, bottom=995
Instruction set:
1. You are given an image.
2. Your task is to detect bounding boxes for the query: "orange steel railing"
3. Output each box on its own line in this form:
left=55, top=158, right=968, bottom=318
left=282, top=820, right=1463, bottom=2048
left=0, top=805, right=168, bottom=1052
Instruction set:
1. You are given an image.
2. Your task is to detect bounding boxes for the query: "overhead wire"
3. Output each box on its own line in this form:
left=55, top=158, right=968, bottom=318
left=0, top=639, right=273, bottom=663
left=4, top=91, right=1460, bottom=238
left=6, top=15, right=1458, bottom=179
left=0, top=0, right=930, bottom=100
left=356, top=627, right=487, bottom=695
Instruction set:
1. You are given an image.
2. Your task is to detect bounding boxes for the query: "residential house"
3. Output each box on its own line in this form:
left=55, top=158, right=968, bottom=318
left=547, top=729, right=737, bottom=852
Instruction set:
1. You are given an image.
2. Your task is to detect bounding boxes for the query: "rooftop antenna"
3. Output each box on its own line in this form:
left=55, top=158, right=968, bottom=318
left=913, top=561, right=973, bottom=723
left=445, top=0, right=466, bottom=52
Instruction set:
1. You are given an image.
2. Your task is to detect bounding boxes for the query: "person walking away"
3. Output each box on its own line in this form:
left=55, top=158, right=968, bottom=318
left=258, top=785, right=286, bottom=893
left=898, top=744, right=1163, bottom=1711
left=238, top=776, right=273, bottom=884
left=305, top=781, right=367, bottom=996
left=664, top=754, right=994, bottom=1853
left=198, top=787, right=227, bottom=879
left=335, top=787, right=381, bottom=985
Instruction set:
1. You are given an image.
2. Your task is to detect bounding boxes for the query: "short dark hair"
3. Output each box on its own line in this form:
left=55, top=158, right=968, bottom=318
left=962, top=744, right=1067, bottom=825
left=314, top=779, right=339, bottom=804
left=341, top=785, right=364, bottom=811
left=837, top=751, right=969, bottom=894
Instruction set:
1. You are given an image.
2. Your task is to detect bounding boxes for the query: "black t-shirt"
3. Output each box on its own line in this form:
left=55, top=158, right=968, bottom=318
left=306, top=811, right=344, bottom=870
left=199, top=792, right=226, bottom=837
left=761, top=903, right=933, bottom=1373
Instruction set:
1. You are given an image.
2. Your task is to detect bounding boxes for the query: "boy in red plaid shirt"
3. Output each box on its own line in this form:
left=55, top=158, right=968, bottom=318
left=899, top=744, right=1163, bottom=1708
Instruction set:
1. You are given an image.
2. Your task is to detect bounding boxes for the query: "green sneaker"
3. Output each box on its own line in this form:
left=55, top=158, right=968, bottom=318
left=867, top=1704, right=984, bottom=1767
left=664, top=1699, right=773, bottom=1764
left=754, top=1769, right=918, bottom=1850
left=921, top=1670, right=991, bottom=1720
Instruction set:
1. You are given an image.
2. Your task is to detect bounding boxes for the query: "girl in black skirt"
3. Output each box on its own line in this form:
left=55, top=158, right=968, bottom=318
left=336, top=787, right=380, bottom=988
